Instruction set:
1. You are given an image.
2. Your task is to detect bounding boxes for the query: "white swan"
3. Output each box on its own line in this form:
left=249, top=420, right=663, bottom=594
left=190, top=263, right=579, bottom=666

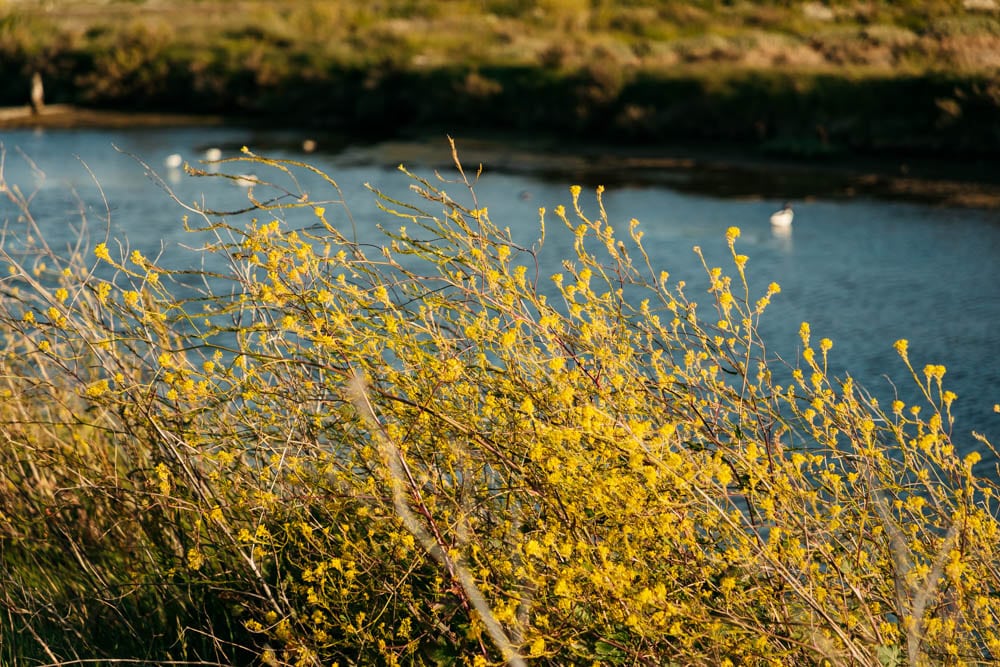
left=234, top=174, right=258, bottom=188
left=164, top=153, right=183, bottom=169
left=204, top=147, right=222, bottom=161
left=770, top=202, right=794, bottom=227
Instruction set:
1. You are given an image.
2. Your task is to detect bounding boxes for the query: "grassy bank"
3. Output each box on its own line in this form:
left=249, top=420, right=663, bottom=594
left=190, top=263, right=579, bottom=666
left=1, top=144, right=999, bottom=664
left=2, top=1, right=1000, bottom=157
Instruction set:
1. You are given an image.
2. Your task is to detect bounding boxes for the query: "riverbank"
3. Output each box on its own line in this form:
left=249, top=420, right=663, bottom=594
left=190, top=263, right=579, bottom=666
left=4, top=103, right=1000, bottom=209
left=358, top=134, right=1000, bottom=208
left=0, top=103, right=226, bottom=129
left=2, top=1, right=999, bottom=163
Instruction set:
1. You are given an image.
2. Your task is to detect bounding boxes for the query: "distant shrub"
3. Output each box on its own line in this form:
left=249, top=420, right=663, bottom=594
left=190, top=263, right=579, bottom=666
left=1, top=142, right=998, bottom=665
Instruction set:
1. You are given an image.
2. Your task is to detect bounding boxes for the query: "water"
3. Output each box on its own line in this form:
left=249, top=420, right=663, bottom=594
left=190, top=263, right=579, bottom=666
left=2, top=126, right=999, bottom=468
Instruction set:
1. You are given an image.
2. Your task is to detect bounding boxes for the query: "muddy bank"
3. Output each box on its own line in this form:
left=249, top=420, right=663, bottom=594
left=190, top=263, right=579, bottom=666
left=4, top=62, right=999, bottom=160
left=340, top=135, right=1000, bottom=209
left=0, top=103, right=226, bottom=129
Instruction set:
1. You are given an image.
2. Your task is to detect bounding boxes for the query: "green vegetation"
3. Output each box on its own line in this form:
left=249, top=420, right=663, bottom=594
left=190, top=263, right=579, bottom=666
left=1, top=144, right=999, bottom=664
left=2, top=1, right=1000, bottom=156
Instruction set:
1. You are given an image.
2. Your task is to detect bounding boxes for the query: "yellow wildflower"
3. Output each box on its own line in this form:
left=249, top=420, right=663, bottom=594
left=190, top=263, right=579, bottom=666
left=85, top=379, right=109, bottom=398
left=186, top=548, right=204, bottom=571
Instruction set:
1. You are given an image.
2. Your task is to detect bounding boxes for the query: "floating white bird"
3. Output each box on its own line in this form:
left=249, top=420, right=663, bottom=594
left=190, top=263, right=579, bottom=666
left=204, top=147, right=222, bottom=161
left=164, top=153, right=183, bottom=169
left=234, top=174, right=258, bottom=188
left=770, top=202, right=794, bottom=227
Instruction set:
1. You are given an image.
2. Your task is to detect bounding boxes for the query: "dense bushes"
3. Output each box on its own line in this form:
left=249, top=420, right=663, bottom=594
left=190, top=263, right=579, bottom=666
left=1, top=144, right=999, bottom=665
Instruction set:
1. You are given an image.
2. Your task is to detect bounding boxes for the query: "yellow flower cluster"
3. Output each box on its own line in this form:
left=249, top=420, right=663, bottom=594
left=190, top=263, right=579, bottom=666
left=3, top=152, right=996, bottom=666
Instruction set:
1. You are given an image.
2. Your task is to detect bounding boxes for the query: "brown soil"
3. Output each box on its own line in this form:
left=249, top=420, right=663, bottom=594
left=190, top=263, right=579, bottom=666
left=0, top=104, right=225, bottom=129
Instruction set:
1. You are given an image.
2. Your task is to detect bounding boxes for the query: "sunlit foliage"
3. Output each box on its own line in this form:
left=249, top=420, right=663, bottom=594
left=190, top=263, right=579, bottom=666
left=1, top=143, right=998, bottom=665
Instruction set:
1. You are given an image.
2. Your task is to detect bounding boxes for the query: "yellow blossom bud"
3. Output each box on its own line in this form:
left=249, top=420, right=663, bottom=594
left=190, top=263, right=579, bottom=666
left=186, top=548, right=204, bottom=571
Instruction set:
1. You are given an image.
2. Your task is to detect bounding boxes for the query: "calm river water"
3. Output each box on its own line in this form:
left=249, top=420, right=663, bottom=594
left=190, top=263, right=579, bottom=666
left=2, top=126, right=999, bottom=470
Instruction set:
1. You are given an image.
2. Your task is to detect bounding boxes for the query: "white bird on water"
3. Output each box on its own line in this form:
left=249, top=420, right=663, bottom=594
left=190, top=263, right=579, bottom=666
left=164, top=153, right=183, bottom=169
left=770, top=202, right=794, bottom=228
left=204, top=147, right=223, bottom=161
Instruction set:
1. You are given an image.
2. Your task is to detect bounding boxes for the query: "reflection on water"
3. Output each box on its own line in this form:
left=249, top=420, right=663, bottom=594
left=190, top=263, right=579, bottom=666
left=1, top=127, right=998, bottom=468
left=771, top=222, right=793, bottom=252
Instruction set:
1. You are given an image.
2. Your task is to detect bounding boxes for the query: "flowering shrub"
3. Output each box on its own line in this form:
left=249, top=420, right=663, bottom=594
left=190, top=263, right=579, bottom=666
left=1, top=142, right=998, bottom=665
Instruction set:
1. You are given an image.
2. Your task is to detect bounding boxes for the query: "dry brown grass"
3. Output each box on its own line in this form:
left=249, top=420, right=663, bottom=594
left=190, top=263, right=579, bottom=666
left=5, top=0, right=999, bottom=75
